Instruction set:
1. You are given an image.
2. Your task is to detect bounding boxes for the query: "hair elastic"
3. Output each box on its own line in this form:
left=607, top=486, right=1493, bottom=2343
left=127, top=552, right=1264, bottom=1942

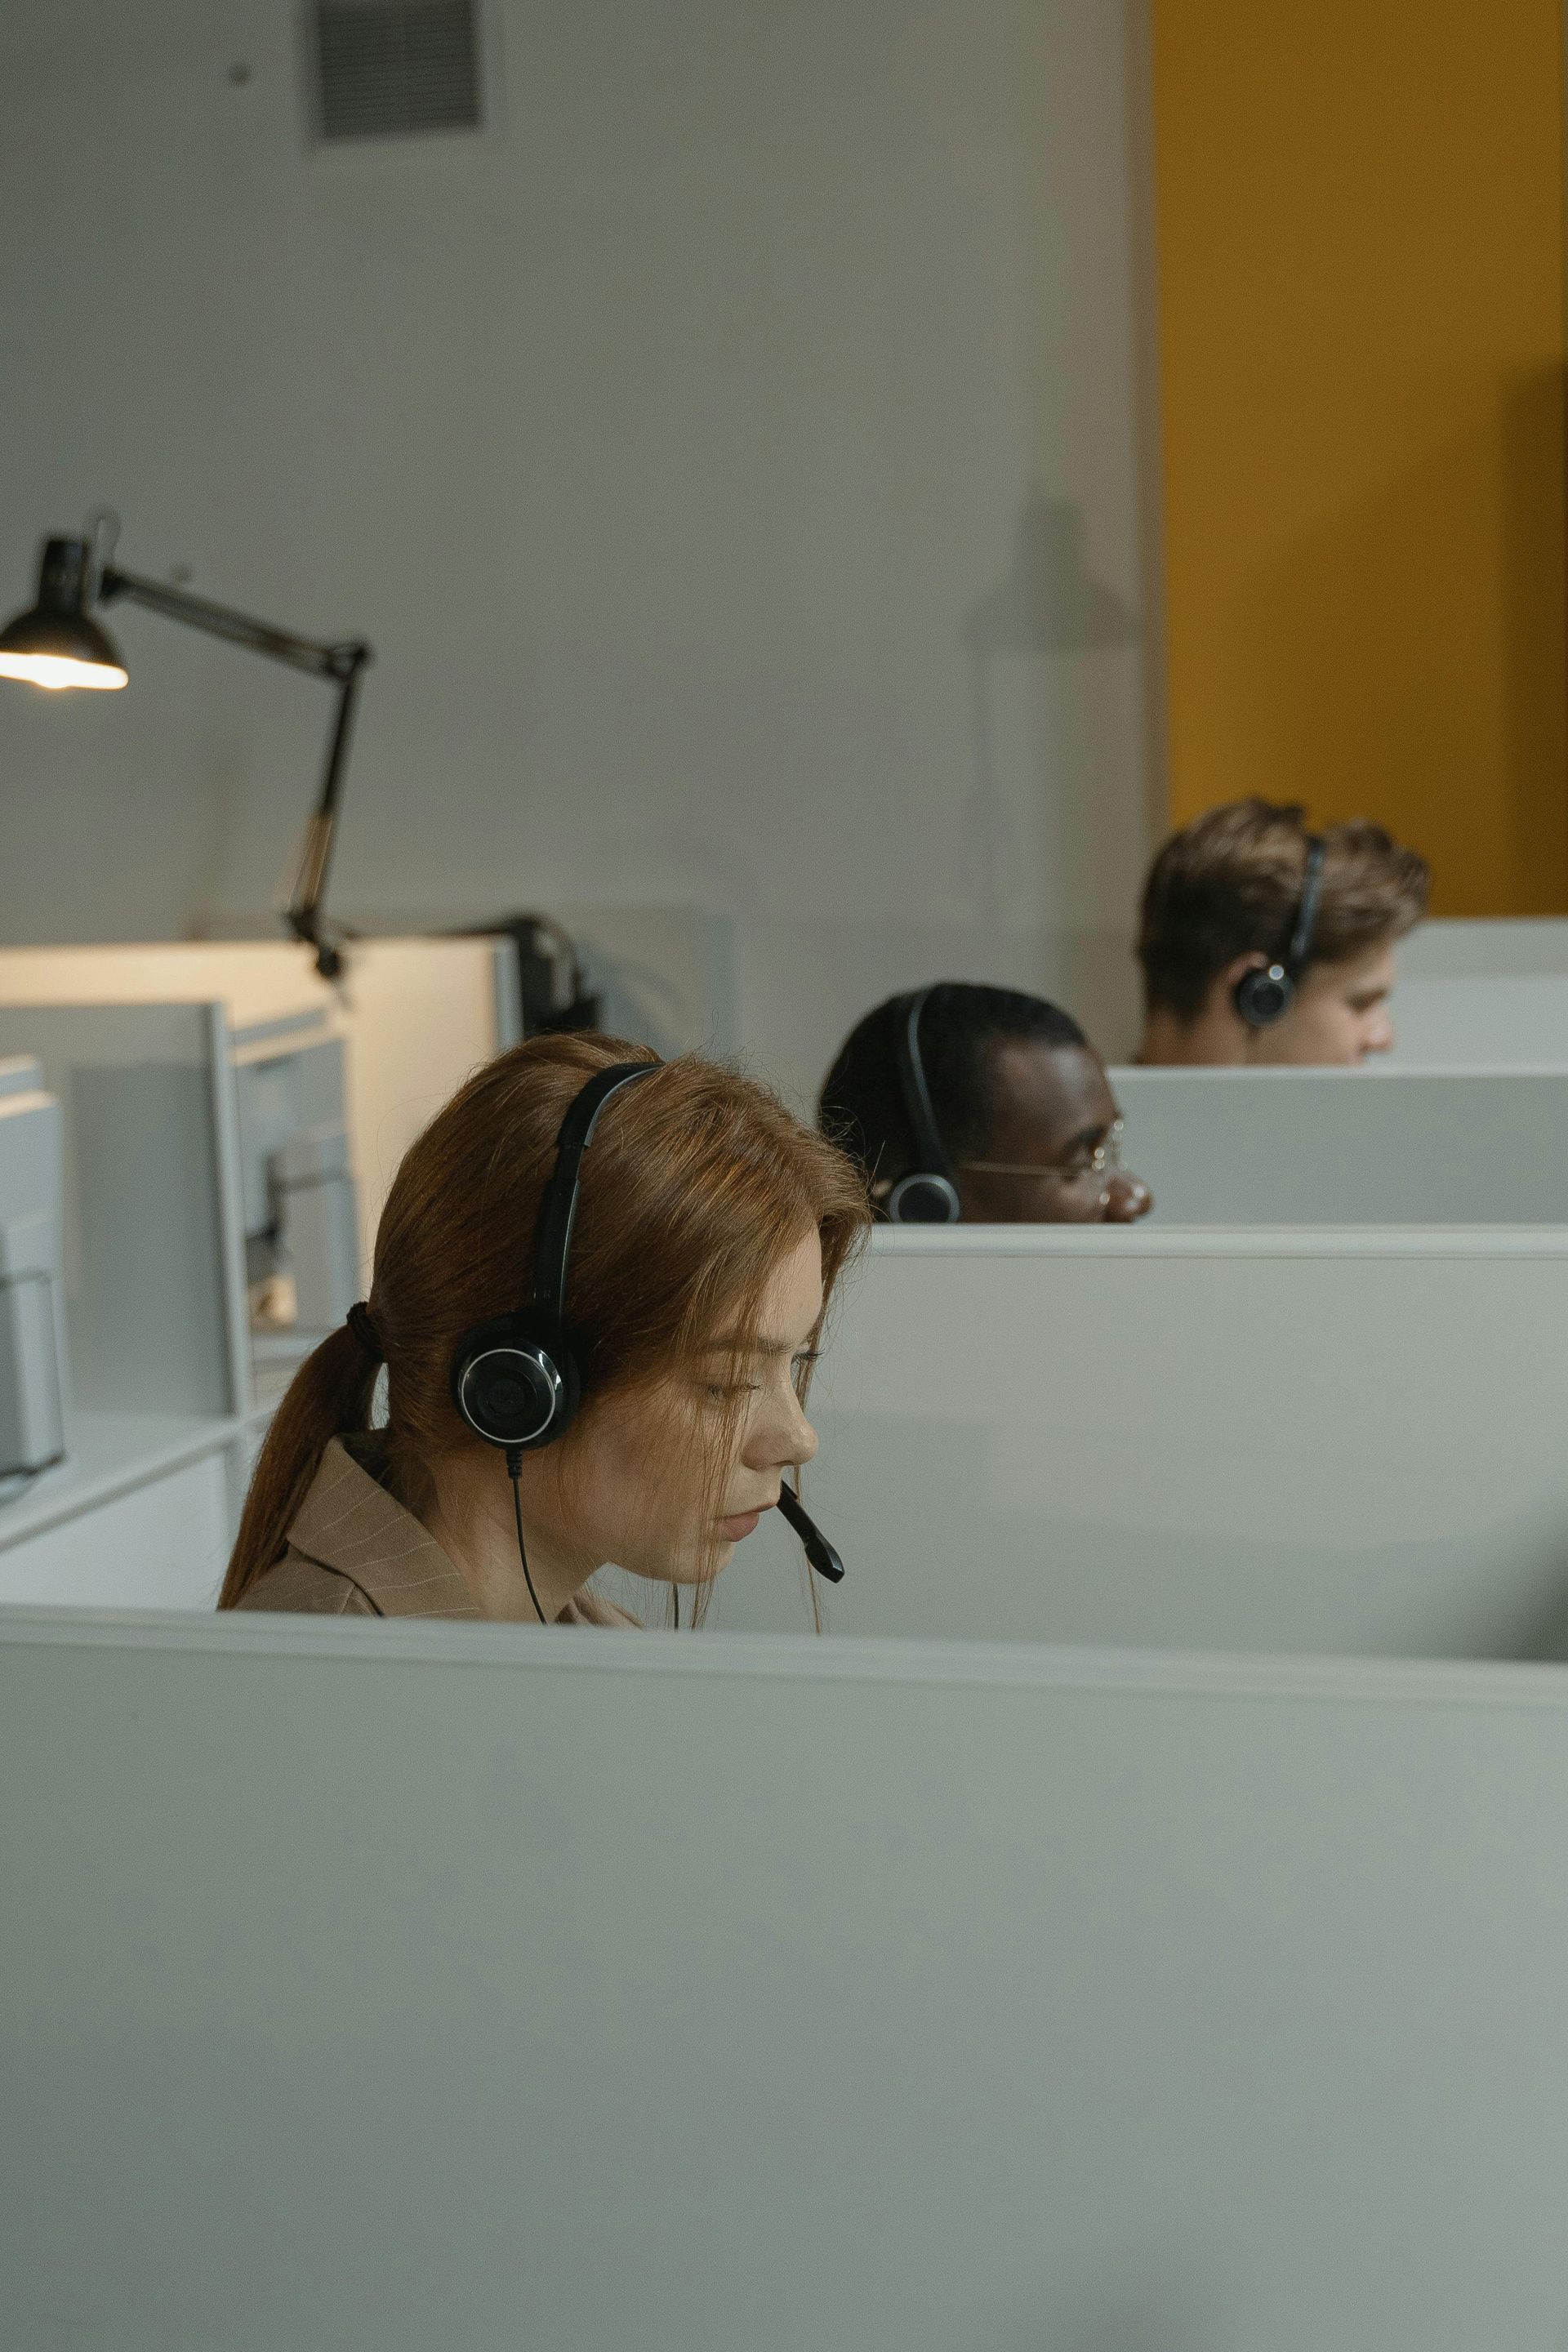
left=345, top=1300, right=383, bottom=1361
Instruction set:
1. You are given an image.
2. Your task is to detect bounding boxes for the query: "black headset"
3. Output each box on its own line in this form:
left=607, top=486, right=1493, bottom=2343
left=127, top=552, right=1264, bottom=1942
left=448, top=1058, right=842, bottom=1618
left=450, top=1060, right=652, bottom=1458
left=886, top=987, right=963, bottom=1224
left=1232, top=835, right=1327, bottom=1030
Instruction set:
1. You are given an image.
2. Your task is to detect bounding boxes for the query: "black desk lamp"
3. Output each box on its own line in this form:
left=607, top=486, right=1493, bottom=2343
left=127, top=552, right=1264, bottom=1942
left=0, top=522, right=372, bottom=981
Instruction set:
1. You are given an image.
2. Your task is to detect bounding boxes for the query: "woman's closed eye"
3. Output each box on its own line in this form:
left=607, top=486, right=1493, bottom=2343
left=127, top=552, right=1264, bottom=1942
left=702, top=1348, right=819, bottom=1402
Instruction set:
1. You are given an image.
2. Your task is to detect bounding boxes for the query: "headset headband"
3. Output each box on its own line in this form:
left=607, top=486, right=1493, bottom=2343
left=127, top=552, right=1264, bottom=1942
left=1285, top=835, right=1327, bottom=973
left=895, top=988, right=957, bottom=1187
left=529, top=1060, right=657, bottom=1330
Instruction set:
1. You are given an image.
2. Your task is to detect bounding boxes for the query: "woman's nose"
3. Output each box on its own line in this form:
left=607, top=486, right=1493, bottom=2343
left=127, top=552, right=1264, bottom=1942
left=748, top=1382, right=819, bottom=1471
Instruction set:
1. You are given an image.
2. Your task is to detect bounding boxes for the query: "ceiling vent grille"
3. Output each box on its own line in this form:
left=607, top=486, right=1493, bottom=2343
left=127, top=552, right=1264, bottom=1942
left=309, top=1, right=486, bottom=144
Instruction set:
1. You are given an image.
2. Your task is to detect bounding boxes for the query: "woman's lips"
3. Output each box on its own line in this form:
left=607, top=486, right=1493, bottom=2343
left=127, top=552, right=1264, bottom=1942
left=717, top=1502, right=773, bottom=1542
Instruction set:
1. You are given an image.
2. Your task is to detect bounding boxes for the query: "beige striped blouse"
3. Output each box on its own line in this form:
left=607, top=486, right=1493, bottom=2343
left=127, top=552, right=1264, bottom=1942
left=236, top=1435, right=638, bottom=1625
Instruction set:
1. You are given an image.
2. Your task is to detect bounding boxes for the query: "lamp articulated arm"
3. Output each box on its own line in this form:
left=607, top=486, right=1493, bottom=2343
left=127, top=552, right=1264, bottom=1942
left=98, top=565, right=373, bottom=982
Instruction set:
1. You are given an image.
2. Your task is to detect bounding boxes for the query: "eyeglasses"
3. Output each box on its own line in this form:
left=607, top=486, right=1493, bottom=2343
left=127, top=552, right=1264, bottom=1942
left=958, top=1118, right=1125, bottom=1192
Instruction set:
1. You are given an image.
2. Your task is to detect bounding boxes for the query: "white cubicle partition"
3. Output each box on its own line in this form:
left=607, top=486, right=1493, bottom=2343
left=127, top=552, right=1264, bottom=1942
left=0, top=1002, right=249, bottom=1420
left=0, top=1056, right=67, bottom=1477
left=0, top=935, right=520, bottom=1234
left=3, top=1610, right=1567, bottom=2352
left=1391, top=978, right=1568, bottom=1064
left=0, top=940, right=517, bottom=1610
left=1110, top=1063, right=1568, bottom=1223
left=1400, top=916, right=1568, bottom=977
left=718, top=1227, right=1568, bottom=1656
left=1389, top=918, right=1568, bottom=1063
left=0, top=1003, right=249, bottom=1609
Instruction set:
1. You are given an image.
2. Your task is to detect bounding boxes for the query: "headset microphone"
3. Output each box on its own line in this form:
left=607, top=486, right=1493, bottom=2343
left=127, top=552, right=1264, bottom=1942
left=775, top=1484, right=844, bottom=1582
left=448, top=1055, right=847, bottom=1616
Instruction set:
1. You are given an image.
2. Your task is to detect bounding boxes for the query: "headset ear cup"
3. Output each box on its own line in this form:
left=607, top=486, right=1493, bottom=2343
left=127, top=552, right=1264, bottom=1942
left=450, top=1314, right=579, bottom=1450
left=552, top=1348, right=581, bottom=1441
left=448, top=1060, right=655, bottom=1462
left=885, top=1171, right=963, bottom=1224
left=1235, top=964, right=1293, bottom=1029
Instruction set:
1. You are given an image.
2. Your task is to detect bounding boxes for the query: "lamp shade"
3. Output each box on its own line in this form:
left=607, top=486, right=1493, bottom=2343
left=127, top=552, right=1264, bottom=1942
left=0, top=537, right=127, bottom=690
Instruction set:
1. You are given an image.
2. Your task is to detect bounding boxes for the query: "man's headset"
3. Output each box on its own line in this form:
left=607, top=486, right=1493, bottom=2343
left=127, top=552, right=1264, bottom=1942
left=884, top=987, right=964, bottom=1225
left=448, top=1058, right=843, bottom=1621
left=1233, top=835, right=1326, bottom=1029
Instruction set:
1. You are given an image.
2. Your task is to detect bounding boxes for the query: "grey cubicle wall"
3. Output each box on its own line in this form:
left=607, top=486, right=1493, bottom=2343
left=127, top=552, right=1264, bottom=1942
left=1383, top=920, right=1568, bottom=1063
left=1399, top=916, right=1568, bottom=977
left=0, top=935, right=521, bottom=1239
left=0, top=1002, right=247, bottom=1418
left=0, top=1004, right=250, bottom=1611
left=0, top=1057, right=67, bottom=1475
left=4, top=1610, right=1568, bottom=2352
left=1110, top=1063, right=1568, bottom=1222
left=1390, top=977, right=1568, bottom=1063
left=715, top=1227, right=1568, bottom=1655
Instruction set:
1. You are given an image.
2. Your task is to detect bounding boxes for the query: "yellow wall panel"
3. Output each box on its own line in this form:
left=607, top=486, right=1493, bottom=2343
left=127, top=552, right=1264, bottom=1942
left=1151, top=0, right=1567, bottom=911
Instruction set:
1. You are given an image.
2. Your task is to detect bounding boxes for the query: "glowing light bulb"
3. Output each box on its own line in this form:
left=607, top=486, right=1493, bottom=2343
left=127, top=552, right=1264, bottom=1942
left=0, top=650, right=128, bottom=691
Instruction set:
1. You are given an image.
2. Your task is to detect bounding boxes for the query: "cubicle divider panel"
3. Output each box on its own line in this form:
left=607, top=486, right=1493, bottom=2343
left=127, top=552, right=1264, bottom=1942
left=0, top=1449, right=234, bottom=1607
left=1388, top=975, right=1568, bottom=1064
left=0, top=1001, right=246, bottom=1420
left=1398, top=917, right=1568, bottom=978
left=336, top=938, right=519, bottom=1230
left=1110, top=1064, right=1568, bottom=1223
left=0, top=1055, right=67, bottom=1467
left=2, top=1613, right=1566, bottom=2352
left=715, top=1227, right=1568, bottom=1656
left=1316, top=920, right=1568, bottom=1052
left=0, top=935, right=519, bottom=1242
left=0, top=942, right=332, bottom=1022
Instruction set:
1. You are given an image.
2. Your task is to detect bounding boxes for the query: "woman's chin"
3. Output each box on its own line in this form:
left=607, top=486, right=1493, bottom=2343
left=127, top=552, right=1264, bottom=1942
left=621, top=1543, right=733, bottom=1587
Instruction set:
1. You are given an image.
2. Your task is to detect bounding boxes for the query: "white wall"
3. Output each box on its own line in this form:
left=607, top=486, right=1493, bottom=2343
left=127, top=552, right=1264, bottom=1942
left=0, top=1, right=1156, bottom=1108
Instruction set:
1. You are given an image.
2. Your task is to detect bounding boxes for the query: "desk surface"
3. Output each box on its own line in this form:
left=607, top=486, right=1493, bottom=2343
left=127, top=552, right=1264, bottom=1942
left=0, top=1405, right=249, bottom=1554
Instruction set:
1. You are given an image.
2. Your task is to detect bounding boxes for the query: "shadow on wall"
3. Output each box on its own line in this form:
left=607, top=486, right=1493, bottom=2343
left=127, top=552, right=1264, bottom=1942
left=964, top=495, right=1141, bottom=657
left=958, top=492, right=1145, bottom=978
